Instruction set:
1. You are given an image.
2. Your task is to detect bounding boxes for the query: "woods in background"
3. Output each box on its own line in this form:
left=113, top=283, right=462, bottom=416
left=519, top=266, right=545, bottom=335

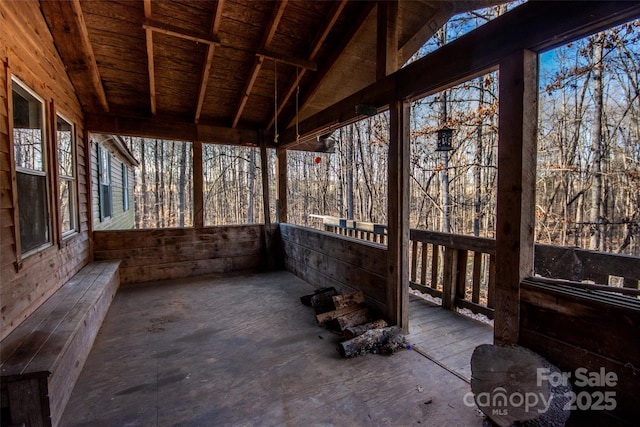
left=120, top=15, right=639, bottom=257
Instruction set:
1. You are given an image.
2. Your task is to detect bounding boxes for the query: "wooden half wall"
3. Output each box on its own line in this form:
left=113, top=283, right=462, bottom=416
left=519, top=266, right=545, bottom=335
left=519, top=279, right=640, bottom=422
left=93, top=225, right=273, bottom=284
left=280, top=223, right=388, bottom=317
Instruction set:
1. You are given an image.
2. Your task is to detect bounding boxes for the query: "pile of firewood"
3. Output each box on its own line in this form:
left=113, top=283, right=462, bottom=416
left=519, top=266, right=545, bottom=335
left=301, top=287, right=406, bottom=358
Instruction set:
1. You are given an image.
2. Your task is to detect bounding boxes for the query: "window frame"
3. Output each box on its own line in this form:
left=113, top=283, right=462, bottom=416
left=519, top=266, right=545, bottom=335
left=56, top=112, right=78, bottom=238
left=122, top=162, right=129, bottom=212
left=11, top=76, right=52, bottom=257
left=97, top=143, right=113, bottom=221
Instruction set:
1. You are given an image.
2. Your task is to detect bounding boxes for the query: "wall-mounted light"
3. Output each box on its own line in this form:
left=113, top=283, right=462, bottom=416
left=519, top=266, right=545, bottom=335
left=355, top=104, right=378, bottom=117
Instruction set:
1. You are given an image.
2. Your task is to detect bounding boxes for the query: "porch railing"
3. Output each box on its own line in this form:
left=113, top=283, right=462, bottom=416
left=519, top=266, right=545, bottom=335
left=312, top=215, right=640, bottom=321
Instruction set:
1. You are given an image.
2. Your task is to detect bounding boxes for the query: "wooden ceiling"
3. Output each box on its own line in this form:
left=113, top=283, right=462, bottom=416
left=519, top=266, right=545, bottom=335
left=39, top=0, right=505, bottom=149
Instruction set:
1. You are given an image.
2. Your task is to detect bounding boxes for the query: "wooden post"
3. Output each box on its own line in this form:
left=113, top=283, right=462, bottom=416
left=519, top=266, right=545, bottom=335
left=494, top=49, right=538, bottom=345
left=192, top=141, right=204, bottom=228
left=276, top=146, right=287, bottom=223
left=387, top=99, right=410, bottom=333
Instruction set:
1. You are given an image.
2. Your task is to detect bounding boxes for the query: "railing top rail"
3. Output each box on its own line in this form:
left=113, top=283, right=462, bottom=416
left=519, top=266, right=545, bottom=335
left=410, top=228, right=496, bottom=255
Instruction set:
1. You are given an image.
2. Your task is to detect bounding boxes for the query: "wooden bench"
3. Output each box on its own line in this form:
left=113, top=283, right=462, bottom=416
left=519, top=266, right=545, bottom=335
left=1, top=260, right=120, bottom=427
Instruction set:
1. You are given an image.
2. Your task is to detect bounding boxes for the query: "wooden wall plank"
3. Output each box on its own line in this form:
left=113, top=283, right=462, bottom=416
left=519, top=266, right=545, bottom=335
left=280, top=223, right=388, bottom=315
left=93, top=225, right=268, bottom=284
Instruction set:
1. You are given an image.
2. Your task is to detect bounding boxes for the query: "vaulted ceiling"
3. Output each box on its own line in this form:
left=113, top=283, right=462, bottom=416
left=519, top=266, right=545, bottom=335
left=40, top=0, right=505, bottom=149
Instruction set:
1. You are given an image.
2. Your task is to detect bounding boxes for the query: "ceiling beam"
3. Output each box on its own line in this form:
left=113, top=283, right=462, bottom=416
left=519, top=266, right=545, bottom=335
left=194, top=0, right=225, bottom=124
left=282, top=1, right=375, bottom=129
left=143, top=19, right=221, bottom=46
left=258, top=50, right=317, bottom=71
left=85, top=113, right=270, bottom=148
left=232, top=0, right=288, bottom=129
left=143, top=0, right=156, bottom=116
left=281, top=0, right=640, bottom=149
left=266, top=0, right=348, bottom=132
left=40, top=0, right=109, bottom=113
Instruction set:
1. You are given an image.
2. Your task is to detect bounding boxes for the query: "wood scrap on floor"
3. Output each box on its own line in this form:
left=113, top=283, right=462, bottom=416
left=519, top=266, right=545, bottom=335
left=300, top=289, right=406, bottom=358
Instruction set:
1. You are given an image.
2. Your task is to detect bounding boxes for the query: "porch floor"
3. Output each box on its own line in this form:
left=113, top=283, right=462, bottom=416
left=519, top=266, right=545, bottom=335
left=60, top=271, right=488, bottom=426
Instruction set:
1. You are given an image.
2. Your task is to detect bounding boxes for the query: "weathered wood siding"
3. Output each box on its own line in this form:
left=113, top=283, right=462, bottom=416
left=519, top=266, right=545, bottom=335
left=91, top=139, right=135, bottom=231
left=93, top=225, right=270, bottom=284
left=0, top=1, right=90, bottom=341
left=519, top=280, right=640, bottom=420
left=280, top=224, right=388, bottom=316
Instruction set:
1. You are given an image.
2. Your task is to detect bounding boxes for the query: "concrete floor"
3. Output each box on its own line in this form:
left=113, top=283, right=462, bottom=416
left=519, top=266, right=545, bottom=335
left=60, top=271, right=488, bottom=426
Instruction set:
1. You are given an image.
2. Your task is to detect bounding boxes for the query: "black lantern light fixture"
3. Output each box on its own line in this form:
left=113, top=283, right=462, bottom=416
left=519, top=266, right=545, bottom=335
left=435, top=126, right=454, bottom=152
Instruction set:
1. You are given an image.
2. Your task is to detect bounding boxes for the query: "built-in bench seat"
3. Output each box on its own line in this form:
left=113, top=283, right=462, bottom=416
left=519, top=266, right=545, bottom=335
left=1, top=260, right=120, bottom=427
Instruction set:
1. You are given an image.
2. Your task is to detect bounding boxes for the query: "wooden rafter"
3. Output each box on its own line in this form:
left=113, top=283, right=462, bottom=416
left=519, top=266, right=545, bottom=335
left=39, top=0, right=109, bottom=113
left=232, top=0, right=288, bottom=128
left=376, top=1, right=398, bottom=80
left=282, top=1, right=375, bottom=129
left=267, top=0, right=348, bottom=131
left=195, top=0, right=225, bottom=124
left=258, top=50, right=317, bottom=72
left=143, top=19, right=221, bottom=46
left=143, top=0, right=156, bottom=116
left=280, top=0, right=640, bottom=148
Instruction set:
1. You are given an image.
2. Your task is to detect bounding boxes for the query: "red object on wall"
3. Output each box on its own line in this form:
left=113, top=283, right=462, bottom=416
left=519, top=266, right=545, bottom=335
left=314, top=156, right=321, bottom=164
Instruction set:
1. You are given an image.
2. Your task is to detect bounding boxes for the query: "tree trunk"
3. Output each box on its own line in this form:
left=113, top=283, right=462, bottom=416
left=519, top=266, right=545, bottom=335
left=590, top=32, right=605, bottom=250
left=178, top=142, right=187, bottom=227
left=248, top=148, right=256, bottom=223
left=347, top=124, right=355, bottom=220
left=141, top=138, right=148, bottom=228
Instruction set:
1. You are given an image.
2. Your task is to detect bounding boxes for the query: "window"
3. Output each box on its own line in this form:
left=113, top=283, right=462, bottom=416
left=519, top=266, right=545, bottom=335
left=12, top=78, right=50, bottom=254
left=57, top=114, right=77, bottom=235
left=122, top=163, right=129, bottom=211
left=98, top=144, right=112, bottom=220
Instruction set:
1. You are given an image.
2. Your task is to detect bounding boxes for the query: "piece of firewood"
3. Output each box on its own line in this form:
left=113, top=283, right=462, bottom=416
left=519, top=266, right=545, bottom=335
left=300, top=287, right=337, bottom=307
left=330, top=307, right=371, bottom=331
left=470, top=344, right=571, bottom=427
left=332, top=291, right=364, bottom=309
left=343, top=319, right=388, bottom=339
left=338, top=326, right=404, bottom=358
left=310, top=292, right=338, bottom=315
left=315, top=303, right=365, bottom=324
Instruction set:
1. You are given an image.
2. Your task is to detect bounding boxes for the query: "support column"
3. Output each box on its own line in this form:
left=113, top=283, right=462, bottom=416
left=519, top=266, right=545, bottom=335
left=387, top=99, right=410, bottom=333
left=276, top=146, right=287, bottom=223
left=495, top=49, right=538, bottom=345
left=193, top=141, right=204, bottom=228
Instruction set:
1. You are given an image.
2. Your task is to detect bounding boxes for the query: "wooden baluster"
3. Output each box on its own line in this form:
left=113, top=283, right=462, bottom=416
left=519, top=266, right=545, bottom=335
left=456, top=250, right=468, bottom=304
left=442, top=248, right=458, bottom=310
left=410, top=240, right=418, bottom=283
left=487, top=254, right=496, bottom=309
left=472, top=252, right=482, bottom=304
left=420, top=242, right=429, bottom=286
left=431, top=244, right=440, bottom=289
